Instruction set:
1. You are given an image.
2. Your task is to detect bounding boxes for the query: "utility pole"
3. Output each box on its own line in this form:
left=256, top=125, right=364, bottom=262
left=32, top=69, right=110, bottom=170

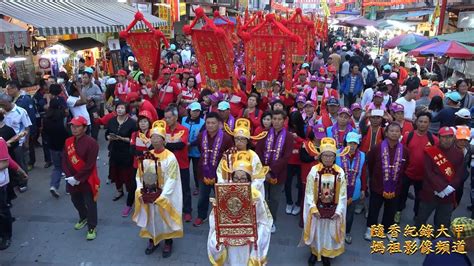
left=436, top=0, right=447, bottom=35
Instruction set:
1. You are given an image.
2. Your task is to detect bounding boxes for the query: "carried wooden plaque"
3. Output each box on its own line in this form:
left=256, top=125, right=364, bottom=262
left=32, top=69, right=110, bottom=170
left=213, top=183, right=257, bottom=248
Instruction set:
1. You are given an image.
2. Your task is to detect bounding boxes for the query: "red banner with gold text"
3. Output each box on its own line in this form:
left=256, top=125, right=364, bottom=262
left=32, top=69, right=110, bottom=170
left=125, top=32, right=161, bottom=80
left=192, top=30, right=233, bottom=80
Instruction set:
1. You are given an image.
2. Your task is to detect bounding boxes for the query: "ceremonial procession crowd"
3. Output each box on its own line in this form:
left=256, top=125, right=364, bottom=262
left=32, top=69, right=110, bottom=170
left=1, top=32, right=474, bottom=266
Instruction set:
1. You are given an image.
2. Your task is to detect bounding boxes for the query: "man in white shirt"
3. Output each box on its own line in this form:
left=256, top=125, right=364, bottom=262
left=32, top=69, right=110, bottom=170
left=67, top=83, right=91, bottom=127
left=395, top=86, right=418, bottom=121
left=180, top=45, right=192, bottom=65
left=0, top=94, right=32, bottom=192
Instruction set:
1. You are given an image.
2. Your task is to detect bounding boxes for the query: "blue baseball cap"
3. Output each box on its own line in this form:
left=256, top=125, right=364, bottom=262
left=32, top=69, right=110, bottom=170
left=188, top=102, right=201, bottom=111
left=446, top=91, right=462, bottom=102
left=84, top=67, right=94, bottom=74
left=218, top=101, right=230, bottom=110
left=346, top=132, right=361, bottom=144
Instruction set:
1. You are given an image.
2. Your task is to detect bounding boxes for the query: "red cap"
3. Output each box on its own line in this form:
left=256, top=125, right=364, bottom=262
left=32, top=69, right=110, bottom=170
left=117, top=69, right=127, bottom=77
left=175, top=68, right=184, bottom=74
left=170, top=63, right=178, bottom=69
left=69, top=116, right=88, bottom=126
left=183, top=68, right=192, bottom=74
left=126, top=92, right=140, bottom=102
left=138, top=110, right=153, bottom=122
left=298, top=69, right=307, bottom=76
left=438, top=127, right=455, bottom=136
left=162, top=68, right=172, bottom=74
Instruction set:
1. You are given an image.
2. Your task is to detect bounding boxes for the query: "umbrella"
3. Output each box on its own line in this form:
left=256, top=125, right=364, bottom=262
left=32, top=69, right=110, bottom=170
left=408, top=40, right=474, bottom=59
left=398, top=39, right=438, bottom=52
left=383, top=33, right=428, bottom=49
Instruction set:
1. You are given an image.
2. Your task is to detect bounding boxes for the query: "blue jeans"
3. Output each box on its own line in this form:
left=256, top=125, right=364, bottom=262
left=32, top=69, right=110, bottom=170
left=50, top=149, right=63, bottom=189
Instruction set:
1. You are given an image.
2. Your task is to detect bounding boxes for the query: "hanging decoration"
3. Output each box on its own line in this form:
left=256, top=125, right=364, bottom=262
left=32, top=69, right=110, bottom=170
left=119, top=12, right=169, bottom=80
left=183, top=7, right=237, bottom=91
left=282, top=8, right=316, bottom=63
left=212, top=11, right=239, bottom=45
left=239, top=13, right=302, bottom=94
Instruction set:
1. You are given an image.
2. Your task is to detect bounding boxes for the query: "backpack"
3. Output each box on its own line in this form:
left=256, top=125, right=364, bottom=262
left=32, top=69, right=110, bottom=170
left=406, top=131, right=435, bottom=147
left=365, top=67, right=377, bottom=87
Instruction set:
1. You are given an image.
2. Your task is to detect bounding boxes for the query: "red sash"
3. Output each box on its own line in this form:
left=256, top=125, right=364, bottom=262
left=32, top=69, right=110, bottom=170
left=65, top=137, right=100, bottom=201
left=425, top=146, right=455, bottom=182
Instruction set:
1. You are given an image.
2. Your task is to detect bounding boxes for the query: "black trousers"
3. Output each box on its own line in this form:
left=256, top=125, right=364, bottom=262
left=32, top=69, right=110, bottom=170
left=397, top=174, right=423, bottom=216
left=346, top=200, right=358, bottom=234
left=189, top=157, right=199, bottom=189
left=285, top=164, right=302, bottom=206
left=70, top=190, right=98, bottom=230
left=126, top=175, right=137, bottom=207
left=366, top=191, right=397, bottom=231
left=343, top=93, right=357, bottom=107
left=415, top=201, right=453, bottom=230
left=197, top=180, right=214, bottom=219
left=180, top=168, right=192, bottom=214
left=0, top=185, right=12, bottom=239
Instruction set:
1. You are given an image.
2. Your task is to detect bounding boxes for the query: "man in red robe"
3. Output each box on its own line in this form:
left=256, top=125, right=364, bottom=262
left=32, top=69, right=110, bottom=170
left=62, top=116, right=100, bottom=241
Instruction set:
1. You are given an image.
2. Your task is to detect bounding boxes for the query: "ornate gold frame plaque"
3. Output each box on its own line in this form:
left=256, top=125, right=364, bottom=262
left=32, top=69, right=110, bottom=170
left=213, top=183, right=257, bottom=248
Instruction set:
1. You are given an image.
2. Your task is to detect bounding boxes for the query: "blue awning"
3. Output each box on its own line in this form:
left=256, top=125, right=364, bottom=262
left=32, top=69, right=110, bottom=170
left=388, top=9, right=434, bottom=20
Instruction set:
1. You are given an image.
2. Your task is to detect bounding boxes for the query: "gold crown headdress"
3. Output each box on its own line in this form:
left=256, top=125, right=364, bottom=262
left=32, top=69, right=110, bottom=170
left=139, top=120, right=184, bottom=143
left=224, top=118, right=267, bottom=140
left=221, top=151, right=269, bottom=177
left=307, top=137, right=350, bottom=157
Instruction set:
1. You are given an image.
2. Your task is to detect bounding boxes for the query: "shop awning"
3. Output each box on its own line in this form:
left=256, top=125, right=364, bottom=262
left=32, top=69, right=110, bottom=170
left=388, top=9, right=434, bottom=20
left=435, top=31, right=474, bottom=44
left=0, top=0, right=167, bottom=36
left=0, top=19, right=30, bottom=49
left=57, top=37, right=104, bottom=51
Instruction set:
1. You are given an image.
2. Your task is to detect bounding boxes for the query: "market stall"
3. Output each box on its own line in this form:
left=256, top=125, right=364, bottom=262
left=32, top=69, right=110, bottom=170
left=0, top=19, right=35, bottom=87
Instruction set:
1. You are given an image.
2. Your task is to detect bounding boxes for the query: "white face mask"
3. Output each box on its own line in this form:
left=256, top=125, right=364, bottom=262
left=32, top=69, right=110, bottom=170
left=57, top=78, right=64, bottom=84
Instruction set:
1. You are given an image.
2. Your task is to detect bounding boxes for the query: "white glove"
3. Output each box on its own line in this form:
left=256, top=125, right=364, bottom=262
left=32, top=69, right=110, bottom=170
left=443, top=185, right=455, bottom=196
left=65, top=176, right=80, bottom=186
left=434, top=191, right=446, bottom=198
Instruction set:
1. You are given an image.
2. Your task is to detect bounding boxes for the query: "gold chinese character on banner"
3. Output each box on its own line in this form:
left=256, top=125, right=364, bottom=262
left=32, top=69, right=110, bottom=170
left=404, top=225, right=419, bottom=238
left=435, top=225, right=451, bottom=238
left=370, top=224, right=386, bottom=238
left=452, top=240, right=467, bottom=254
left=388, top=224, right=401, bottom=238
left=418, top=224, right=434, bottom=239
left=404, top=240, right=418, bottom=255
left=387, top=242, right=402, bottom=254
left=435, top=240, right=451, bottom=254
left=419, top=240, right=434, bottom=255
left=370, top=241, right=385, bottom=254
left=452, top=224, right=465, bottom=239
left=206, top=52, right=214, bottom=61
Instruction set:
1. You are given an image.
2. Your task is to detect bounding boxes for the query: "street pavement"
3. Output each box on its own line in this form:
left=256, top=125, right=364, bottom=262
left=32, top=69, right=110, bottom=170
left=1, top=135, right=473, bottom=265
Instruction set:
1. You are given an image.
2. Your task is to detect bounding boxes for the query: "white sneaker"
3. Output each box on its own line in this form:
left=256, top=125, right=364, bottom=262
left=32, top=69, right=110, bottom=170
left=291, top=205, right=301, bottom=216
left=50, top=186, right=60, bottom=198
left=271, top=224, right=276, bottom=234
left=364, top=227, right=372, bottom=241
left=285, top=204, right=293, bottom=215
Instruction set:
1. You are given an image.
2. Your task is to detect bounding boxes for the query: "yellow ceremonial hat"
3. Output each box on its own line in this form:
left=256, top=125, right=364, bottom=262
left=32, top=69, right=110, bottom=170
left=307, top=137, right=350, bottom=157
left=231, top=151, right=253, bottom=175
left=150, top=120, right=167, bottom=139
left=224, top=118, right=267, bottom=140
